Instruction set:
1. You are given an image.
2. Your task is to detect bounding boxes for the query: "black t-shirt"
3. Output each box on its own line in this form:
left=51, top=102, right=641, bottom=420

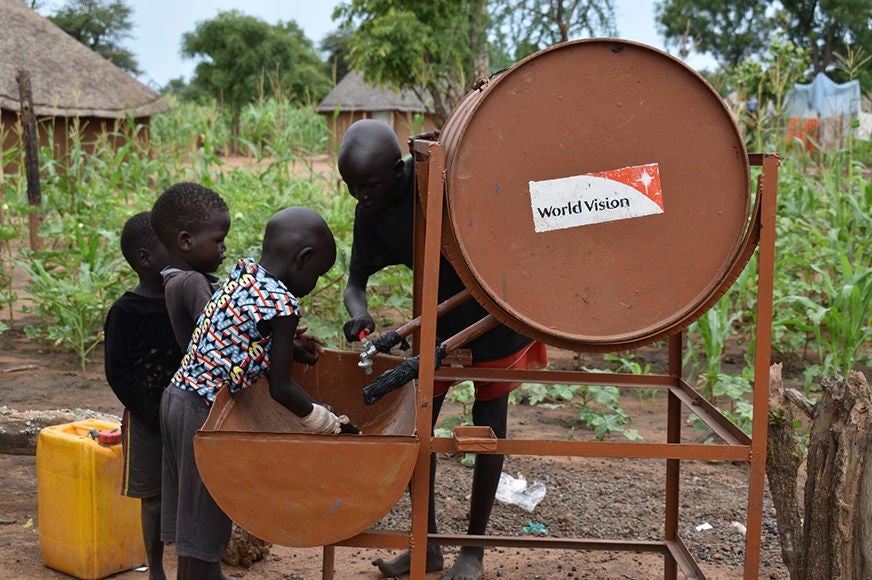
left=349, top=157, right=531, bottom=362
left=104, top=292, right=183, bottom=429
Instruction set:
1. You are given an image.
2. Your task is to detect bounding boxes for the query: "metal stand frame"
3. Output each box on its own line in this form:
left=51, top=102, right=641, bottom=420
left=321, top=143, right=779, bottom=580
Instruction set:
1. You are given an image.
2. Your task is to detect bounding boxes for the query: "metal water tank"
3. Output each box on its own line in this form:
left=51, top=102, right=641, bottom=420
left=439, top=39, right=751, bottom=351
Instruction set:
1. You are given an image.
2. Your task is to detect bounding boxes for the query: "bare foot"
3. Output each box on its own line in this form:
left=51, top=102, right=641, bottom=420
left=442, top=547, right=484, bottom=580
left=372, top=545, right=444, bottom=577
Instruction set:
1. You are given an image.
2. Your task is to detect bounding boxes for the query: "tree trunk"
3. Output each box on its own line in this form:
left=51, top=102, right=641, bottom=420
left=767, top=367, right=872, bottom=580
left=766, top=363, right=804, bottom=578
left=230, top=111, right=240, bottom=156
left=802, top=371, right=872, bottom=579
left=15, top=70, right=42, bottom=251
left=470, top=0, right=490, bottom=81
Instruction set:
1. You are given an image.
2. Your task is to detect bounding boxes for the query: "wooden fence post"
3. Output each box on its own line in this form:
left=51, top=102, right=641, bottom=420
left=15, top=69, right=42, bottom=251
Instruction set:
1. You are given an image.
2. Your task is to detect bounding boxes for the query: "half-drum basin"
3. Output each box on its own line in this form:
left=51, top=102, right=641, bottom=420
left=194, top=349, right=418, bottom=547
left=439, top=39, right=751, bottom=351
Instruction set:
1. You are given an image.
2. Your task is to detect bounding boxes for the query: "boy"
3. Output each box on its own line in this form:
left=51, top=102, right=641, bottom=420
left=338, top=119, right=547, bottom=580
left=150, top=182, right=231, bottom=349
left=160, top=206, right=353, bottom=580
left=104, top=211, right=183, bottom=580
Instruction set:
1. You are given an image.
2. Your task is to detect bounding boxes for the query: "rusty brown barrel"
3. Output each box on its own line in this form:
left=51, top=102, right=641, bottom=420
left=194, top=350, right=418, bottom=547
left=438, top=39, right=751, bottom=351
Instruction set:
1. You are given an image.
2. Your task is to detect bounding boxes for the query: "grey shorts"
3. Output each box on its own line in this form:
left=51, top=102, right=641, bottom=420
left=160, top=385, right=232, bottom=561
left=121, top=408, right=161, bottom=498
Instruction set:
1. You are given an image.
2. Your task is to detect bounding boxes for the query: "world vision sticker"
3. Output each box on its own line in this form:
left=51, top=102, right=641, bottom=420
left=529, top=163, right=664, bottom=233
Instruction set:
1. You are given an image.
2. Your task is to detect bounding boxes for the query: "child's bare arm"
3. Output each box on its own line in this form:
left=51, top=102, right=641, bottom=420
left=266, top=315, right=358, bottom=434
left=264, top=314, right=315, bottom=417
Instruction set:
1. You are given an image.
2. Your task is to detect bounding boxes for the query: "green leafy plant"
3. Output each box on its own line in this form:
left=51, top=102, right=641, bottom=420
left=21, top=229, right=125, bottom=372
left=603, top=352, right=656, bottom=406
left=780, top=259, right=872, bottom=388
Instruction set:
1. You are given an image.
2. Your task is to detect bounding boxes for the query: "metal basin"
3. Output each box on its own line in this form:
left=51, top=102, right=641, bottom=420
left=194, top=349, right=418, bottom=547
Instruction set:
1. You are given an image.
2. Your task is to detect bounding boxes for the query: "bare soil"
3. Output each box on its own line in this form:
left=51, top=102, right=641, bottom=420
left=0, top=318, right=792, bottom=580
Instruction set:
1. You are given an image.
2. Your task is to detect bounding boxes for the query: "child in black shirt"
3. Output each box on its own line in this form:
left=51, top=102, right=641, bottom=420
left=104, top=211, right=183, bottom=580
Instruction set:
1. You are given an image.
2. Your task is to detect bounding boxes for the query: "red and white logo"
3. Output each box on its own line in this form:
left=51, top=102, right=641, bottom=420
left=529, top=163, right=664, bottom=233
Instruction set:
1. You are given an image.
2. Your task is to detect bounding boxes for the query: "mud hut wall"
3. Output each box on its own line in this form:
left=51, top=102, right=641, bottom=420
left=2, top=111, right=151, bottom=175
left=323, top=109, right=437, bottom=155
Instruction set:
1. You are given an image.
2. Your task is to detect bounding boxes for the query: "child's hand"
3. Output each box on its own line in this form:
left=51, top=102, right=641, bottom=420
left=293, top=327, right=324, bottom=365
left=300, top=404, right=362, bottom=435
left=300, top=403, right=344, bottom=434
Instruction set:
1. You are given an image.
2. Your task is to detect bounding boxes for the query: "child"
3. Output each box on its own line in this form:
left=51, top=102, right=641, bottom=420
left=104, top=211, right=183, bottom=580
left=150, top=182, right=231, bottom=349
left=160, top=206, right=353, bottom=580
left=338, top=119, right=547, bottom=580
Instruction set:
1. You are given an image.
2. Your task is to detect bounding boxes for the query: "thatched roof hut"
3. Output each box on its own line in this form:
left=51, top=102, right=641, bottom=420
left=316, top=71, right=437, bottom=153
left=0, top=0, right=168, bottom=170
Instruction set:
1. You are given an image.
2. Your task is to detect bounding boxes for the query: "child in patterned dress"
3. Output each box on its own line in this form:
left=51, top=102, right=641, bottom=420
left=160, top=206, right=353, bottom=580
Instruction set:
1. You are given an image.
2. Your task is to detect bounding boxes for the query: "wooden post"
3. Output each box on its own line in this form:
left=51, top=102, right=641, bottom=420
left=15, top=69, right=42, bottom=251
left=768, top=367, right=872, bottom=580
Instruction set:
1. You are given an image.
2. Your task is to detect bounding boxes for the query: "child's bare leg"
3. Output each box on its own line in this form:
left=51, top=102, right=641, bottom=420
left=141, top=495, right=165, bottom=580
left=443, top=394, right=508, bottom=580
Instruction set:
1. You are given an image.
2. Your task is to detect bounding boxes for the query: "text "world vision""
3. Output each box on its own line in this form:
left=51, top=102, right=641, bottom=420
left=535, top=197, right=631, bottom=218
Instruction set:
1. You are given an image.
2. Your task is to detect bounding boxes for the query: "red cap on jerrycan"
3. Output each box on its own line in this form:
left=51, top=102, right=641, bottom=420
left=98, top=429, right=121, bottom=444
left=88, top=428, right=121, bottom=445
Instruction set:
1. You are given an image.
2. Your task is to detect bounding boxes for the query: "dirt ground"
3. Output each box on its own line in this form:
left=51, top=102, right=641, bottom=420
left=0, top=317, right=793, bottom=580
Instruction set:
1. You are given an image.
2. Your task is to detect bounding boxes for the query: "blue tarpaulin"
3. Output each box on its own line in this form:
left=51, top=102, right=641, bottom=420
left=786, top=72, right=861, bottom=118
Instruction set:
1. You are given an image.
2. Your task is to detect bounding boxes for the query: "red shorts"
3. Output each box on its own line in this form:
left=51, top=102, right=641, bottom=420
left=434, top=340, right=548, bottom=401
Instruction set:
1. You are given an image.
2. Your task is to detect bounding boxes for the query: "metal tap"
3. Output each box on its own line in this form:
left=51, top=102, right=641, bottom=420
left=357, top=330, right=378, bottom=374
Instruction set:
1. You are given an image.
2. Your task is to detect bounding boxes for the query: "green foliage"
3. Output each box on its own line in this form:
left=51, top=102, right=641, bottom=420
left=21, top=227, right=127, bottom=372
left=779, top=0, right=872, bottom=81
left=654, top=0, right=774, bottom=68
left=334, top=0, right=489, bottom=121
left=446, top=381, right=475, bottom=425
left=779, top=259, right=872, bottom=389
left=46, top=0, right=140, bottom=74
left=715, top=36, right=810, bottom=152
left=181, top=10, right=331, bottom=135
left=603, top=352, right=657, bottom=405
left=685, top=292, right=744, bottom=400
left=655, top=0, right=872, bottom=83
left=572, top=384, right=634, bottom=440
left=510, top=382, right=579, bottom=406
left=490, top=0, right=617, bottom=61
left=320, top=28, right=354, bottom=83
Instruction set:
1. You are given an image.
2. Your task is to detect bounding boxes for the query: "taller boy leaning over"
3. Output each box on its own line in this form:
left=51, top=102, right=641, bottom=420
left=150, top=181, right=233, bottom=579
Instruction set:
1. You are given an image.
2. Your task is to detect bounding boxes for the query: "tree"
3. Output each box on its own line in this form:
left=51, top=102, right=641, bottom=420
left=778, top=0, right=872, bottom=78
left=320, top=28, right=353, bottom=84
left=334, top=0, right=491, bottom=123
left=490, top=0, right=617, bottom=62
left=655, top=0, right=872, bottom=80
left=181, top=10, right=331, bottom=151
left=47, top=0, right=140, bottom=75
left=654, top=0, right=775, bottom=68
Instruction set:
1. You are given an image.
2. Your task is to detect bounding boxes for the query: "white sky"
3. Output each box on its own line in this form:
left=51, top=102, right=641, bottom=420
left=42, top=0, right=715, bottom=90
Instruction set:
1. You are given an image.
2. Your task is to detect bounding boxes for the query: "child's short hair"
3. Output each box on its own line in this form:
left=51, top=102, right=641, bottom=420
left=120, top=211, right=160, bottom=268
left=151, top=182, right=228, bottom=248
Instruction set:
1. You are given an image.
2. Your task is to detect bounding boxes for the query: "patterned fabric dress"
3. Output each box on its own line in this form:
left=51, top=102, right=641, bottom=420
left=171, top=258, right=300, bottom=404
